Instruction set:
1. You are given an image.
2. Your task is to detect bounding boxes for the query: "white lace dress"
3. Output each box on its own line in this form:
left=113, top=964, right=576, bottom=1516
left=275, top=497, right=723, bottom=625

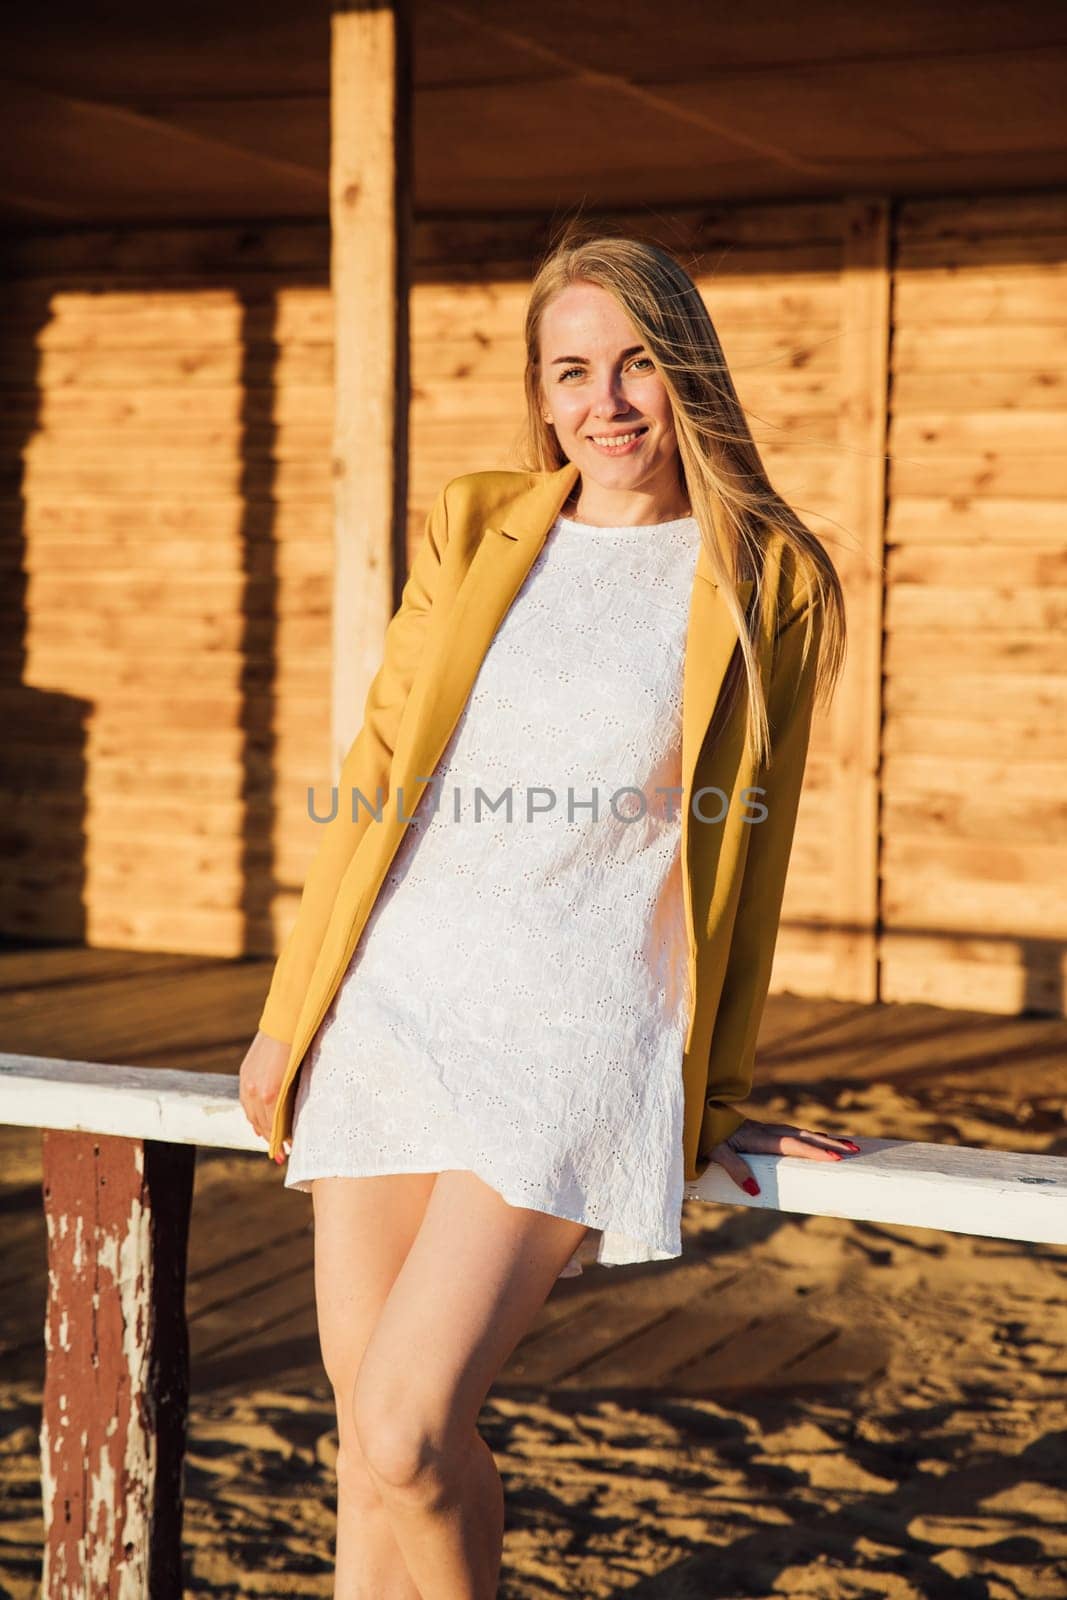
left=285, top=511, right=702, bottom=1276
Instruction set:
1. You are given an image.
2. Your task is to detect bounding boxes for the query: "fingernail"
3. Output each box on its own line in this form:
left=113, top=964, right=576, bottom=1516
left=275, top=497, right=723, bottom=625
left=274, top=1154, right=284, bottom=1164
left=742, top=1177, right=760, bottom=1196
left=846, top=1142, right=861, bottom=1151
left=830, top=1151, right=844, bottom=1160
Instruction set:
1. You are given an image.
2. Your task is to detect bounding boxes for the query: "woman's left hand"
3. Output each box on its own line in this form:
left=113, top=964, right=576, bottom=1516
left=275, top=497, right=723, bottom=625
left=709, top=1117, right=861, bottom=1197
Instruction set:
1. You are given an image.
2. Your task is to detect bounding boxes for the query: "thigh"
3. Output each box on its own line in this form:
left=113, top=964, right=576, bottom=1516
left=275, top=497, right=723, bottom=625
left=311, top=1171, right=438, bottom=1405
left=353, top=1171, right=591, bottom=1447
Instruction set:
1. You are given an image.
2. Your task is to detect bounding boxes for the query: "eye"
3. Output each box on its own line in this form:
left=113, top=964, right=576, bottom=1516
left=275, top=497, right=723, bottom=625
left=555, top=356, right=653, bottom=382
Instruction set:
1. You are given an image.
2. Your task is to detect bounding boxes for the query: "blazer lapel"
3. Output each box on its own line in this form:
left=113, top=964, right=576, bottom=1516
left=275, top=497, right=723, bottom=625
left=402, top=460, right=752, bottom=824
left=401, top=462, right=581, bottom=793
left=683, top=556, right=755, bottom=799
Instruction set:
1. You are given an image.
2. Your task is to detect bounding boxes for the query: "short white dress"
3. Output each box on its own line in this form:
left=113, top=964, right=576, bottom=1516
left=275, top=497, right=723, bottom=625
left=285, top=510, right=703, bottom=1276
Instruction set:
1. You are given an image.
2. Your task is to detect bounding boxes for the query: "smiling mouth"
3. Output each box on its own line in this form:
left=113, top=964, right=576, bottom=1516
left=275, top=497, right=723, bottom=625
left=589, top=426, right=648, bottom=450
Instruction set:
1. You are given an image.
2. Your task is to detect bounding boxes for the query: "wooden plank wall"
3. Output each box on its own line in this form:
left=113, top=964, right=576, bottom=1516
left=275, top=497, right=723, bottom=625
left=16, top=197, right=1063, bottom=1022
left=0, top=228, right=335, bottom=958
left=882, top=193, right=1067, bottom=1015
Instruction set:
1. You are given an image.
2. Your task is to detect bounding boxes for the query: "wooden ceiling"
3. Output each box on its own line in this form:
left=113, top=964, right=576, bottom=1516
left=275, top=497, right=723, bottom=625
left=1, top=0, right=1065, bottom=226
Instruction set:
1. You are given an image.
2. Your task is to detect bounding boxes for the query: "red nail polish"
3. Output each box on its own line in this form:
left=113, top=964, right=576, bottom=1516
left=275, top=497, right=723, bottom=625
left=742, top=1177, right=760, bottom=1196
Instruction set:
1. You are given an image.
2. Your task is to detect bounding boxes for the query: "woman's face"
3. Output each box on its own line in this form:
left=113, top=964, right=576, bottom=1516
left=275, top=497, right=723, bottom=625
left=537, top=281, right=682, bottom=501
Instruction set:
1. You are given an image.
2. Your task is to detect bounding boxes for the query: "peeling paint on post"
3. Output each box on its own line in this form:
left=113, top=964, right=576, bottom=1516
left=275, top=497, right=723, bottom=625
left=40, top=1131, right=195, bottom=1598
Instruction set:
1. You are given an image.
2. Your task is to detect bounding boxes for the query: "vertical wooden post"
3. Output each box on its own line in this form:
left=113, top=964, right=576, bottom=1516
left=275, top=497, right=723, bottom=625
left=329, top=0, right=414, bottom=775
left=836, top=196, right=891, bottom=1003
left=40, top=1132, right=195, bottom=1599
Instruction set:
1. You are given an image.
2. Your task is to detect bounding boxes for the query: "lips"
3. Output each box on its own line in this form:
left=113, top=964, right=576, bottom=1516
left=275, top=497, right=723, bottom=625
left=588, top=425, right=649, bottom=453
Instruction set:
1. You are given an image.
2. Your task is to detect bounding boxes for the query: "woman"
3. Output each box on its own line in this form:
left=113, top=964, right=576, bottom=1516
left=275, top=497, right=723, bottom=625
left=239, top=231, right=851, bottom=1598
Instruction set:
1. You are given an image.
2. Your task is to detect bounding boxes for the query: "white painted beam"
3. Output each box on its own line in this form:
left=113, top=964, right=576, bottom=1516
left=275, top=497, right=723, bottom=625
left=0, top=1052, right=263, bottom=1154
left=2, top=1053, right=1065, bottom=1245
left=684, top=1139, right=1066, bottom=1247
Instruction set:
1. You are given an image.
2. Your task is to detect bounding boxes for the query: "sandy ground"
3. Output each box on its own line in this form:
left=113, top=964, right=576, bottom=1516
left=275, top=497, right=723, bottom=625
left=1, top=1056, right=1065, bottom=1597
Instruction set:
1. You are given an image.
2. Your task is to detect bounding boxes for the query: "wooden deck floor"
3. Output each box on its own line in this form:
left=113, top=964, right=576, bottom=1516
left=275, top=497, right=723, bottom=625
left=1, top=944, right=1063, bottom=1399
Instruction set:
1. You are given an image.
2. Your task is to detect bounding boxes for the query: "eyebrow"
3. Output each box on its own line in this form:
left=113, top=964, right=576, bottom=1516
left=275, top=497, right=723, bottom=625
left=549, top=345, right=647, bottom=365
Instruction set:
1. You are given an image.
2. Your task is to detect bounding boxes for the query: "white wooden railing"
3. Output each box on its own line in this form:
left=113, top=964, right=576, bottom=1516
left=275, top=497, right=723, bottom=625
left=3, top=1051, right=1066, bottom=1599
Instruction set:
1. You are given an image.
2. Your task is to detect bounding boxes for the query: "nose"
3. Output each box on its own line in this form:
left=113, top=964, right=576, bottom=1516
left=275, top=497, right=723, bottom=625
left=589, top=370, right=631, bottom=420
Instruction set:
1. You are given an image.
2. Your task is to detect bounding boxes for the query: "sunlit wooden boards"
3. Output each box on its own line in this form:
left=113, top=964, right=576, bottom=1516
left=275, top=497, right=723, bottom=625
left=0, top=201, right=876, bottom=1006
left=2, top=190, right=1063, bottom=1022
left=0, top=249, right=336, bottom=960
left=882, top=194, right=1067, bottom=1014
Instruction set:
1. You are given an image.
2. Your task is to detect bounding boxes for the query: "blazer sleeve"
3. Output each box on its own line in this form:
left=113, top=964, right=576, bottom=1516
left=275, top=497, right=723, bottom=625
left=256, top=483, right=451, bottom=1045
left=699, top=583, right=824, bottom=1154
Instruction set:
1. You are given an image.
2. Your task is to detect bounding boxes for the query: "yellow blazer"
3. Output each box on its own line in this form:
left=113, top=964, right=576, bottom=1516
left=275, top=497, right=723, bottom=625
left=258, top=460, right=823, bottom=1182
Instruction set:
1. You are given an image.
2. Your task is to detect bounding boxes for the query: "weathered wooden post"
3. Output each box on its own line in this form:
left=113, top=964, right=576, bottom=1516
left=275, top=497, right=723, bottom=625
left=40, top=1132, right=195, bottom=1599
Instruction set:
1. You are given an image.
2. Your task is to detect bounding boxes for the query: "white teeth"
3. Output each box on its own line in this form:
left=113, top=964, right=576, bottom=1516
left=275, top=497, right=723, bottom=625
left=592, top=429, right=644, bottom=447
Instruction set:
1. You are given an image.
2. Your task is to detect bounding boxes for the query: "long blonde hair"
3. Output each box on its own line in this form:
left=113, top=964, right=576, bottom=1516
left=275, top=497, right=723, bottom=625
left=518, top=226, right=846, bottom=770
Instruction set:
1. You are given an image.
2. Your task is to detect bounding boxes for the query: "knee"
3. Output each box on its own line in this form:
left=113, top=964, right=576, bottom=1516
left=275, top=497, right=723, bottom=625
left=330, top=1381, right=387, bottom=1512
left=334, top=1438, right=386, bottom=1513
left=351, top=1382, right=461, bottom=1505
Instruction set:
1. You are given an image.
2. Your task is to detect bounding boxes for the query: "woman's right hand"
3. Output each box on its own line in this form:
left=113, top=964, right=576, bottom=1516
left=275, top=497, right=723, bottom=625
left=238, top=1029, right=292, bottom=1162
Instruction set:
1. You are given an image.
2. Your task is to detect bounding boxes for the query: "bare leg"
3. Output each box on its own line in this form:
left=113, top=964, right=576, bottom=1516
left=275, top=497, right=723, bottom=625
left=312, top=1172, right=438, bottom=1599
left=351, top=1171, right=591, bottom=1599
